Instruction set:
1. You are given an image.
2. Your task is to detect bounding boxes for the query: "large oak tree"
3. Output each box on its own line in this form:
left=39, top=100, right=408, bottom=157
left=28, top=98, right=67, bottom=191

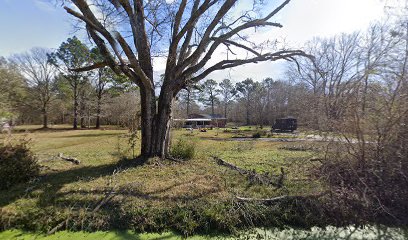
left=62, top=0, right=308, bottom=158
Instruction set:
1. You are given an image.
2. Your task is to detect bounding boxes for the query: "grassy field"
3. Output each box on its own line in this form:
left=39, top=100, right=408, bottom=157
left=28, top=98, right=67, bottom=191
left=1, top=226, right=407, bottom=239
left=0, top=125, right=326, bottom=236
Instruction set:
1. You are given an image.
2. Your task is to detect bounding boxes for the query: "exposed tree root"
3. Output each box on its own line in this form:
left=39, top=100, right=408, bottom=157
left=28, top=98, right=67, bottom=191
left=165, top=156, right=184, bottom=163
left=213, top=156, right=285, bottom=188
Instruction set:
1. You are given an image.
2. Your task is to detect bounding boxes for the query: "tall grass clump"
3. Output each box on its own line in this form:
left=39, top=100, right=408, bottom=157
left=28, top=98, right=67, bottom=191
left=170, top=138, right=196, bottom=160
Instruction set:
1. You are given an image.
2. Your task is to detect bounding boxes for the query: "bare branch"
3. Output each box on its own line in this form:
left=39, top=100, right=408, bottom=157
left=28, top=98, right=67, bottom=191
left=189, top=50, right=312, bottom=83
left=69, top=61, right=108, bottom=72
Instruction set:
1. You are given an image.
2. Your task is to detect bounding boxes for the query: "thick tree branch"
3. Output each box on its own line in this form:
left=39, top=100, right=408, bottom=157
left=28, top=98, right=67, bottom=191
left=214, top=38, right=262, bottom=57
left=177, top=0, right=200, bottom=64
left=176, top=0, right=289, bottom=79
left=189, top=50, right=312, bottom=83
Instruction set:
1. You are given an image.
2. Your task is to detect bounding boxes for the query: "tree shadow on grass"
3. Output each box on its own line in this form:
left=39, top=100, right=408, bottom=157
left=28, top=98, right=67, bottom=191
left=52, top=174, right=222, bottom=205
left=53, top=132, right=124, bottom=138
left=0, top=156, right=147, bottom=208
left=12, top=127, right=126, bottom=134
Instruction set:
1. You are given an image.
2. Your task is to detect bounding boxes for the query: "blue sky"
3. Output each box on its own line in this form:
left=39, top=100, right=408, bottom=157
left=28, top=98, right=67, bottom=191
left=0, top=0, right=387, bottom=80
left=0, top=0, right=71, bottom=56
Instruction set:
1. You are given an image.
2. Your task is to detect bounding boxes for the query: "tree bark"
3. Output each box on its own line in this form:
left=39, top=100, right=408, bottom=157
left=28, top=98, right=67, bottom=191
left=186, top=90, right=191, bottom=117
left=95, top=111, right=101, bottom=129
left=139, top=86, right=156, bottom=157
left=138, top=82, right=175, bottom=158
left=246, top=97, right=250, bottom=125
left=73, top=87, right=78, bottom=130
left=42, top=108, right=48, bottom=129
left=95, top=87, right=102, bottom=129
left=152, top=85, right=174, bottom=157
left=211, top=99, right=215, bottom=115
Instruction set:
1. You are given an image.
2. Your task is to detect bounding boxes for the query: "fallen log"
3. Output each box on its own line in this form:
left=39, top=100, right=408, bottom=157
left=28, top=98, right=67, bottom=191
left=236, top=191, right=329, bottom=204
left=58, top=153, right=80, bottom=165
left=213, top=156, right=285, bottom=188
left=236, top=195, right=294, bottom=202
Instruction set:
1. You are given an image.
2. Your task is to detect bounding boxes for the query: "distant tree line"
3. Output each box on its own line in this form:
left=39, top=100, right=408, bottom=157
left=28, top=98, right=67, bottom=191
left=175, top=77, right=308, bottom=127
left=0, top=37, right=139, bottom=129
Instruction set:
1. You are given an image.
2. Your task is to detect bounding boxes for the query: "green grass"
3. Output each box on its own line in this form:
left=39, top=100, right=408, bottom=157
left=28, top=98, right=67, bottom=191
left=0, top=125, right=325, bottom=235
left=2, top=226, right=407, bottom=240
left=0, top=229, right=203, bottom=239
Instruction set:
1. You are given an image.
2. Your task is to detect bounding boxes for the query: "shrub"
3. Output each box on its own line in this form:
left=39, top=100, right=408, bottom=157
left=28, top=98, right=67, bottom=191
left=0, top=141, right=40, bottom=190
left=170, top=138, right=195, bottom=160
left=318, top=129, right=408, bottom=225
left=252, top=132, right=261, bottom=138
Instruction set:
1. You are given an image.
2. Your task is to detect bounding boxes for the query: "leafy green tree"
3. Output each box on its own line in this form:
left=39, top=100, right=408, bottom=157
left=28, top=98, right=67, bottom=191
left=217, top=79, right=236, bottom=118
left=178, top=83, right=200, bottom=117
left=49, top=36, right=90, bottom=129
left=0, top=57, right=26, bottom=119
left=199, top=79, right=219, bottom=115
left=90, top=48, right=117, bottom=129
left=236, top=79, right=257, bottom=125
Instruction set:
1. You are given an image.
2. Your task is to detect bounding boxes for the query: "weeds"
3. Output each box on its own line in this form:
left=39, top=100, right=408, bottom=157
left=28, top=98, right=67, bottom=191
left=169, top=138, right=196, bottom=160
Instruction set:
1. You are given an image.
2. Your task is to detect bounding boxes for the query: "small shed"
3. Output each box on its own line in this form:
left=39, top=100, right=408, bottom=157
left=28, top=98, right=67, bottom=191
left=272, top=117, right=297, bottom=132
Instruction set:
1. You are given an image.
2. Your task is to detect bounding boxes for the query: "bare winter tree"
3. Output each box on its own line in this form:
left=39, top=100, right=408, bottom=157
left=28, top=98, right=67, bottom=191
left=287, top=33, right=364, bottom=130
left=11, top=48, right=57, bottom=128
left=62, top=0, right=309, bottom=158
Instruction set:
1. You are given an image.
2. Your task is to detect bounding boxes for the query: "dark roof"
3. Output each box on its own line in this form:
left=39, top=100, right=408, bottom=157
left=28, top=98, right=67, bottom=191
left=277, top=116, right=297, bottom=120
left=188, top=113, right=226, bottom=119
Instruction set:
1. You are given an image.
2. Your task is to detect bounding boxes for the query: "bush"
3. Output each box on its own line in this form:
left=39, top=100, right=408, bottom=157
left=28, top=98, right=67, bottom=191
left=318, top=129, right=408, bottom=225
left=0, top=141, right=40, bottom=190
left=252, top=132, right=261, bottom=138
left=170, top=138, right=195, bottom=160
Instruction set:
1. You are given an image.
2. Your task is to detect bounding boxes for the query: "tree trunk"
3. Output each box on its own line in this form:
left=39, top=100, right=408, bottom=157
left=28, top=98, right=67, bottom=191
left=139, top=87, right=156, bottom=157
left=246, top=99, right=250, bottom=125
left=73, top=84, right=78, bottom=130
left=139, top=84, right=174, bottom=158
left=42, top=108, right=48, bottom=129
left=96, top=94, right=102, bottom=129
left=80, top=101, right=86, bottom=128
left=80, top=117, right=85, bottom=128
left=96, top=115, right=101, bottom=129
left=186, top=90, right=191, bottom=117
left=152, top=86, right=174, bottom=157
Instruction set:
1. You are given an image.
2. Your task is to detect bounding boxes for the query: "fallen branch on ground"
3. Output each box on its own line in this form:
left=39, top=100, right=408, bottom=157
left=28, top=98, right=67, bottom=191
left=236, top=191, right=329, bottom=203
left=47, top=188, right=116, bottom=235
left=92, top=188, right=116, bottom=213
left=47, top=216, right=71, bottom=235
left=58, top=153, right=81, bottom=165
left=213, top=156, right=285, bottom=188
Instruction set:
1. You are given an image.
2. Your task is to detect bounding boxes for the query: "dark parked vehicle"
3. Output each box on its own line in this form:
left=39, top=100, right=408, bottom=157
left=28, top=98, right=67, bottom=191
left=272, top=117, right=297, bottom=132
